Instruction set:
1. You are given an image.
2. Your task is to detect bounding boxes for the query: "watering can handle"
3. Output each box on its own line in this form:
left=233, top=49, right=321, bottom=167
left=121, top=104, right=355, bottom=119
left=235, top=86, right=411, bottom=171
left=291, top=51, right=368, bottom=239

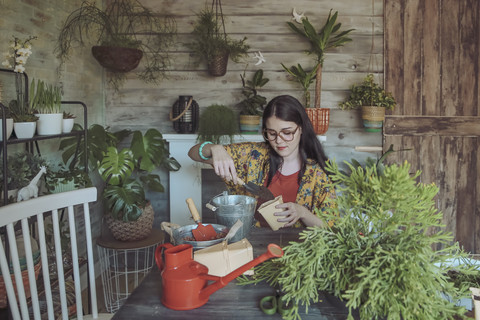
left=155, top=243, right=174, bottom=271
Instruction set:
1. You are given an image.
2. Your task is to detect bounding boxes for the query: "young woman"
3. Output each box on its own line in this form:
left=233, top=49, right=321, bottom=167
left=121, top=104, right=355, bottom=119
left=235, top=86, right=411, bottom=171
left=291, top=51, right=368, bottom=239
left=188, top=95, right=335, bottom=228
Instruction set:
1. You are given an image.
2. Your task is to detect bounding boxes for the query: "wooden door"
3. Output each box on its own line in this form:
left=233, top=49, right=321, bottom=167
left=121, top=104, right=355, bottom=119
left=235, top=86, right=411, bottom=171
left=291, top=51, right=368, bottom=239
left=384, top=0, right=480, bottom=252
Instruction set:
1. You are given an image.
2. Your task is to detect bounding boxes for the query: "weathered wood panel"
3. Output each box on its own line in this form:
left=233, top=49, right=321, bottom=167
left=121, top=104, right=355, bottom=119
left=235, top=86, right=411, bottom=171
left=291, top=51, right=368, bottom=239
left=384, top=0, right=480, bottom=252
left=106, top=0, right=384, bottom=153
left=384, top=116, right=480, bottom=136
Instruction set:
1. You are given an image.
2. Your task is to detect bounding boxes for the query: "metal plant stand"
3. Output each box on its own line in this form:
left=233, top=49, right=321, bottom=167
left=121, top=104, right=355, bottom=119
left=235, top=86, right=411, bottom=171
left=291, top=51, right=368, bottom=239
left=97, top=229, right=164, bottom=313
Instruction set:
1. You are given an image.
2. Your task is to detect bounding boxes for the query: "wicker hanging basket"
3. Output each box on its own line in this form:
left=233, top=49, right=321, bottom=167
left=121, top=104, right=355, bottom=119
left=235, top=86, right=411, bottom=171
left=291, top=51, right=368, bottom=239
left=105, top=203, right=154, bottom=241
left=361, top=106, right=385, bottom=132
left=91, top=46, right=143, bottom=73
left=207, top=52, right=229, bottom=77
left=306, top=108, right=330, bottom=135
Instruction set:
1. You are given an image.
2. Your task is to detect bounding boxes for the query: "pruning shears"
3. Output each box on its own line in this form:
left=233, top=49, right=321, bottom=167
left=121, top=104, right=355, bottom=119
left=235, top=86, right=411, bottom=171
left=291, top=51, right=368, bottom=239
left=259, top=290, right=292, bottom=315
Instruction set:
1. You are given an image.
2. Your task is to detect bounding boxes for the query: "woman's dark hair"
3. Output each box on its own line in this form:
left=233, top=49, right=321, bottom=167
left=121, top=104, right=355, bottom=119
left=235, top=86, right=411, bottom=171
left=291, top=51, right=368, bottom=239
left=262, top=95, right=328, bottom=185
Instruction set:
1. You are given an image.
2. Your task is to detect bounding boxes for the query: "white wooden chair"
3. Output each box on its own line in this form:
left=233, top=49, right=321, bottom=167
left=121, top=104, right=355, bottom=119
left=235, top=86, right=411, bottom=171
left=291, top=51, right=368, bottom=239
left=0, top=187, right=111, bottom=320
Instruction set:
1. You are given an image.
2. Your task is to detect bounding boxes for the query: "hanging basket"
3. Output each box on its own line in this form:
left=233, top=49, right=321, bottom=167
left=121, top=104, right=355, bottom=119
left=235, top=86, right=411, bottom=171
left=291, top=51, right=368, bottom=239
left=306, top=108, right=330, bottom=135
left=207, top=52, right=229, bottom=77
left=361, top=106, right=385, bottom=132
left=91, top=46, right=143, bottom=73
left=170, top=96, right=199, bottom=134
left=105, top=203, right=154, bottom=241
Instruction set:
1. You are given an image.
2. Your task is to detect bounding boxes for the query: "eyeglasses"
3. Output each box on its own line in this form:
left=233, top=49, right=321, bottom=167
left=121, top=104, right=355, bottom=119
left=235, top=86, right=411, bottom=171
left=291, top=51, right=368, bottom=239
left=262, top=126, right=300, bottom=142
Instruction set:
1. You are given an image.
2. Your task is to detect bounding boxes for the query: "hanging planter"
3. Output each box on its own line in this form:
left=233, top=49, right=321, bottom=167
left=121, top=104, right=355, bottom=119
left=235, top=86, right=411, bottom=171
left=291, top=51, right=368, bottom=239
left=188, top=0, right=249, bottom=77
left=91, top=46, right=143, bottom=73
left=339, top=74, right=396, bottom=133
left=207, top=51, right=230, bottom=77
left=306, top=108, right=330, bottom=135
left=361, top=106, right=386, bottom=132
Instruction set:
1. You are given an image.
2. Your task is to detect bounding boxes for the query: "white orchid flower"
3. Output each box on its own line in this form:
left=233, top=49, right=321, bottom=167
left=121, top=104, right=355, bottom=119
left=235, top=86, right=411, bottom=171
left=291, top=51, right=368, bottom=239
left=253, top=51, right=266, bottom=65
left=292, top=8, right=306, bottom=24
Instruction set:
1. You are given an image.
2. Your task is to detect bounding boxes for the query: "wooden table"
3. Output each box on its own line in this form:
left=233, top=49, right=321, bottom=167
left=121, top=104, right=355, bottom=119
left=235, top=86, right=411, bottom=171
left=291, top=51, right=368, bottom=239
left=111, top=227, right=355, bottom=320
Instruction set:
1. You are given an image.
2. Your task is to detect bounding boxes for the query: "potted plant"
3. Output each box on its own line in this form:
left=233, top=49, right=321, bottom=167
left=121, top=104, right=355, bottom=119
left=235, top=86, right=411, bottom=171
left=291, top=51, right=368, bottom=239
left=0, top=151, right=48, bottom=203
left=59, top=124, right=180, bottom=241
left=29, top=79, right=63, bottom=135
left=188, top=3, right=250, bottom=77
left=239, top=158, right=474, bottom=320
left=62, top=111, right=76, bottom=134
left=197, top=104, right=239, bottom=144
left=55, top=0, right=177, bottom=90
left=338, top=73, right=397, bottom=132
left=287, top=10, right=353, bottom=134
left=44, top=162, right=91, bottom=194
left=237, top=68, right=269, bottom=134
left=0, top=104, right=14, bottom=142
left=7, top=99, right=38, bottom=139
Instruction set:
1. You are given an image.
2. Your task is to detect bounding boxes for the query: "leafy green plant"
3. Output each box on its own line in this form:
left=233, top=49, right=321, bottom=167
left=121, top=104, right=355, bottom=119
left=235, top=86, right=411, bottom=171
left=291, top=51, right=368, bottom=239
left=0, top=151, right=48, bottom=192
left=339, top=73, right=397, bottom=110
left=239, top=159, right=473, bottom=320
left=197, top=104, right=239, bottom=144
left=44, top=162, right=91, bottom=194
left=29, top=79, right=62, bottom=114
left=281, top=63, right=318, bottom=107
left=287, top=10, right=354, bottom=108
left=55, top=0, right=177, bottom=89
left=238, top=69, right=269, bottom=116
left=59, top=124, right=180, bottom=222
left=187, top=6, right=249, bottom=70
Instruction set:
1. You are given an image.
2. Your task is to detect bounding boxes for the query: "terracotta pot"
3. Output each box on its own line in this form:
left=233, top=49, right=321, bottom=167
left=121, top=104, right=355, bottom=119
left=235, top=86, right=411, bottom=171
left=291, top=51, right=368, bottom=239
left=91, top=46, right=143, bottom=73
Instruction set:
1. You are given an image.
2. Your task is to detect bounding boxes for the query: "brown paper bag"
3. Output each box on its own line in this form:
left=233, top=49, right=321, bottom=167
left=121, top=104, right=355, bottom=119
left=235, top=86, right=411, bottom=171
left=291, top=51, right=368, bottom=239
left=194, top=238, right=254, bottom=277
left=257, top=195, right=286, bottom=231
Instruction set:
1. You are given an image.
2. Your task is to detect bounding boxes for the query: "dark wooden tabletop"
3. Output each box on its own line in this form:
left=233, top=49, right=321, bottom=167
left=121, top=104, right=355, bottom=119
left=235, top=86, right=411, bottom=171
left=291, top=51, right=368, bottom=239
left=111, top=227, right=356, bottom=320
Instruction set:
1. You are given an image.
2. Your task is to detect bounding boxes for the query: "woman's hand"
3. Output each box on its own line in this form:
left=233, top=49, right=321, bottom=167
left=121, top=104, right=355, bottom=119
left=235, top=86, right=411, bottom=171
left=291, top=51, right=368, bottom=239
left=274, top=202, right=325, bottom=228
left=210, top=145, right=238, bottom=182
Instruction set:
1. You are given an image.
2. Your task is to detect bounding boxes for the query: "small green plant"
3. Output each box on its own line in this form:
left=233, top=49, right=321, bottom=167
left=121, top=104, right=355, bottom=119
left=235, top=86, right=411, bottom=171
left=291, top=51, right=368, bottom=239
left=339, top=73, right=396, bottom=110
left=44, top=163, right=91, bottom=194
left=238, top=69, right=269, bottom=116
left=239, top=159, right=473, bottom=320
left=62, top=111, right=76, bottom=119
left=188, top=6, right=249, bottom=67
left=197, top=104, right=239, bottom=144
left=0, top=152, right=48, bottom=192
left=29, top=79, right=62, bottom=114
left=281, top=63, right=318, bottom=107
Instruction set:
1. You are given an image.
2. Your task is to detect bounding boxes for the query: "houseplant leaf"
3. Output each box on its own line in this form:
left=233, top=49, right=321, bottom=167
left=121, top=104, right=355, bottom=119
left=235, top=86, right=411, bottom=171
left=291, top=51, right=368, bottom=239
left=98, top=147, right=135, bottom=186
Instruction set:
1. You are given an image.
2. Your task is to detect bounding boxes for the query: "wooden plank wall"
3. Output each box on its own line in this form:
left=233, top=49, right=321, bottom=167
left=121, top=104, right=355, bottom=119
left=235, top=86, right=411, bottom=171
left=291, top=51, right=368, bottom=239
left=105, top=0, right=385, bottom=166
left=384, top=0, right=480, bottom=252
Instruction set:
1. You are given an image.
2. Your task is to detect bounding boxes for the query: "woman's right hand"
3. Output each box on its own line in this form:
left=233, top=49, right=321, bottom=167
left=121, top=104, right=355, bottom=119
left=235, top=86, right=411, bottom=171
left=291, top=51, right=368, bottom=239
left=209, top=145, right=238, bottom=183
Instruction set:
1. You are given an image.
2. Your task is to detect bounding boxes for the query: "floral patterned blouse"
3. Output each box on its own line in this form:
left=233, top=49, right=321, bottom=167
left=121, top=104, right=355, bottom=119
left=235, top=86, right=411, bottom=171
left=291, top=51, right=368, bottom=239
left=222, top=142, right=335, bottom=225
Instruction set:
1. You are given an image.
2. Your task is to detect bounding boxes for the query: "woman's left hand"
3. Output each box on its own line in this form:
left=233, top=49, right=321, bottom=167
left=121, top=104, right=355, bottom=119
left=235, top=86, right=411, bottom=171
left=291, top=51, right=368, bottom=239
left=273, top=202, right=308, bottom=227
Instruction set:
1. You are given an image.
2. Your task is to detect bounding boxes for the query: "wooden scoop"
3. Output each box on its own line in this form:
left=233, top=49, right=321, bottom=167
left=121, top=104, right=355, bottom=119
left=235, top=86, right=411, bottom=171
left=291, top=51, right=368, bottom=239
left=236, top=177, right=275, bottom=201
left=186, top=197, right=218, bottom=241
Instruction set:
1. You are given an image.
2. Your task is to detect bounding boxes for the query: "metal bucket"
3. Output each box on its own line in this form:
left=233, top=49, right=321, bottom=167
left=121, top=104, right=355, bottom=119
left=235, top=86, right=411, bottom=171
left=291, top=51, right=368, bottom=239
left=207, top=193, right=257, bottom=243
left=161, top=222, right=228, bottom=250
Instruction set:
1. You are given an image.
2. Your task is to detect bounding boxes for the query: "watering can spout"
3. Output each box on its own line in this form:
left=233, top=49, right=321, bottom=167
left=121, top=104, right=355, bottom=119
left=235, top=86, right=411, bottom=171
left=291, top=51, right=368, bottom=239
left=199, top=243, right=283, bottom=300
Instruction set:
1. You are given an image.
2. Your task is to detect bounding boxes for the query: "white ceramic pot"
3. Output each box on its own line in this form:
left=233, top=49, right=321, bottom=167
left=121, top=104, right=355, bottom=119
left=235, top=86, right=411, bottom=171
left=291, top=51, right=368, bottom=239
left=62, top=118, right=75, bottom=133
left=0, top=118, right=14, bottom=141
left=36, top=113, right=63, bottom=135
left=13, top=121, right=36, bottom=139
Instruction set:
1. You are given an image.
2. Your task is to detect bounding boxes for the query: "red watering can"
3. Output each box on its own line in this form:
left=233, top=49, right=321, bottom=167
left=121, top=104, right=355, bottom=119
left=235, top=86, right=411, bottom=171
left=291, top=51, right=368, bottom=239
left=155, top=242, right=284, bottom=310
